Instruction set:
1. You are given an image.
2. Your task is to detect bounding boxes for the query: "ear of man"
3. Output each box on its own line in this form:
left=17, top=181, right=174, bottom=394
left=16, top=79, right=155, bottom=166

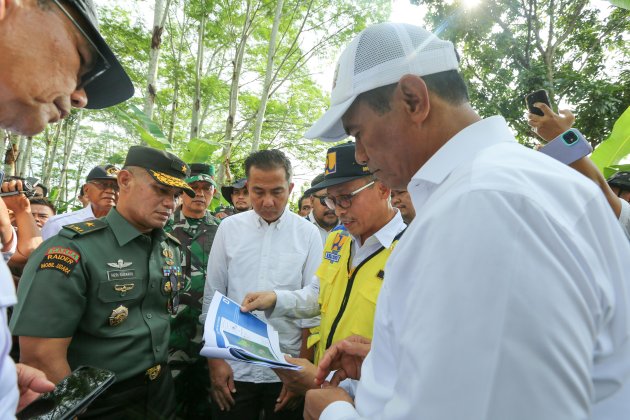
left=396, top=75, right=431, bottom=126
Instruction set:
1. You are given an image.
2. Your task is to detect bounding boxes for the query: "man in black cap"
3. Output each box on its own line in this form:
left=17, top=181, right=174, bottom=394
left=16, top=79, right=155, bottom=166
left=42, top=164, right=120, bottom=240
left=0, top=0, right=133, bottom=414
left=303, top=173, right=339, bottom=244
left=165, top=162, right=219, bottom=418
left=241, top=142, right=405, bottom=392
left=0, top=0, right=134, bottom=136
left=11, top=146, right=193, bottom=419
left=221, top=178, right=252, bottom=214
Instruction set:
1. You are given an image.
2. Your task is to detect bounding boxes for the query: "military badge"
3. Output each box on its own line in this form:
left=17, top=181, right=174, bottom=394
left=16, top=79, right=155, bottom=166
left=107, top=260, right=132, bottom=269
left=37, top=246, right=80, bottom=275
left=162, top=249, right=174, bottom=259
left=114, top=283, right=135, bottom=297
left=109, top=305, right=128, bottom=326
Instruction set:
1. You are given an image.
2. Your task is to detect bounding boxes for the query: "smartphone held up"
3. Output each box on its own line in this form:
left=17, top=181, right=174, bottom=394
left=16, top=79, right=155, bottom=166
left=525, top=89, right=551, bottom=116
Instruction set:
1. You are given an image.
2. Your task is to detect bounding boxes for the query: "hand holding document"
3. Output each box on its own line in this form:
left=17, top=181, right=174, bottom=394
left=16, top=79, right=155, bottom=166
left=201, top=291, right=301, bottom=370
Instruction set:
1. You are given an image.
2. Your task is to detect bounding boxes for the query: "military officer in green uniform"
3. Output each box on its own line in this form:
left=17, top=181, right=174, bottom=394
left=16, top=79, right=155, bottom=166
left=10, top=145, right=196, bottom=420
left=165, top=163, right=219, bottom=418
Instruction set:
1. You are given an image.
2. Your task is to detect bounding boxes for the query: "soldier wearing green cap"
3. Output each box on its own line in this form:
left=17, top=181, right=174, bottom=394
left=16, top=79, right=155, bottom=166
left=10, top=145, right=194, bottom=419
left=165, top=162, right=219, bottom=418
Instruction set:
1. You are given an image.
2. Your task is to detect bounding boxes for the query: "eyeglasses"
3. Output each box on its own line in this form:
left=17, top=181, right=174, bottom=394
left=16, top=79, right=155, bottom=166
left=89, top=180, right=119, bottom=192
left=324, top=180, right=375, bottom=210
left=312, top=194, right=327, bottom=206
left=51, top=0, right=111, bottom=91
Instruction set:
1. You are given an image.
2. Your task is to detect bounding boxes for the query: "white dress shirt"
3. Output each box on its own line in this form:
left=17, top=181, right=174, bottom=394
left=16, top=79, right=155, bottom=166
left=617, top=199, right=630, bottom=239
left=41, top=204, right=96, bottom=240
left=0, top=259, right=17, bottom=418
left=201, top=208, right=323, bottom=383
left=322, top=116, right=630, bottom=420
left=273, top=210, right=406, bottom=320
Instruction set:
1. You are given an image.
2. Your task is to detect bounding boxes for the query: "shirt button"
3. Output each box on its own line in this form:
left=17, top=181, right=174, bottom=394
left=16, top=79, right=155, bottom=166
left=156, top=347, right=160, bottom=352
left=146, top=313, right=153, bottom=319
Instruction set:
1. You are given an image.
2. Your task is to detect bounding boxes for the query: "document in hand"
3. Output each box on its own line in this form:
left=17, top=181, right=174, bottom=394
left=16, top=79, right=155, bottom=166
left=200, top=291, right=301, bottom=370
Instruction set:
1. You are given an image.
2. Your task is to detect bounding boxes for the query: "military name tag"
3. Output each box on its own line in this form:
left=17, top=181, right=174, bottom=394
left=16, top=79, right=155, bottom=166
left=107, top=269, right=136, bottom=281
left=109, top=305, right=128, bottom=327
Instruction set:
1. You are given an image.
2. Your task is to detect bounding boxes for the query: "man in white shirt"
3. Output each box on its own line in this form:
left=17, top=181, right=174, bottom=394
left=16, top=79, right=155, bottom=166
left=305, top=173, right=339, bottom=244
left=42, top=164, right=119, bottom=240
left=201, top=149, right=323, bottom=420
left=303, top=22, right=630, bottom=420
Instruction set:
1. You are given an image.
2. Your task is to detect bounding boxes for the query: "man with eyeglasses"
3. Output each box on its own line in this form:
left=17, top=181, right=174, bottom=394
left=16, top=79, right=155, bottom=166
left=240, top=142, right=405, bottom=394
left=0, top=0, right=134, bottom=415
left=11, top=146, right=192, bottom=419
left=165, top=163, right=220, bottom=419
left=42, top=164, right=120, bottom=240
left=304, top=173, right=340, bottom=245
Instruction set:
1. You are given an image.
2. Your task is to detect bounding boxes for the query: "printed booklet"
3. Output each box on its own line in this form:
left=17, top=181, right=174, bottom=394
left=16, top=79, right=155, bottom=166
left=200, top=291, right=301, bottom=370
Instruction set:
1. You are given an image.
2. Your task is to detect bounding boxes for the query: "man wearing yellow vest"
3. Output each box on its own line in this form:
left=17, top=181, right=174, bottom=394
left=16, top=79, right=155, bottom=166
left=241, top=141, right=405, bottom=394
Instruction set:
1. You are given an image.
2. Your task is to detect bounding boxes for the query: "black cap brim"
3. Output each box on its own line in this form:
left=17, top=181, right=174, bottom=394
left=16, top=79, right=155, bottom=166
left=83, top=34, right=134, bottom=109
left=69, top=1, right=134, bottom=109
left=221, top=187, right=234, bottom=206
left=308, top=174, right=370, bottom=194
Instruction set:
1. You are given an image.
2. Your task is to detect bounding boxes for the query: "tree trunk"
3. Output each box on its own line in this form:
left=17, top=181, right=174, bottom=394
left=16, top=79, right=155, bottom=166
left=217, top=0, right=253, bottom=185
left=143, top=0, right=171, bottom=121
left=56, top=111, right=82, bottom=206
left=41, top=124, right=62, bottom=188
left=16, top=137, right=32, bottom=177
left=251, top=0, right=284, bottom=152
left=4, top=134, right=20, bottom=176
left=190, top=12, right=207, bottom=142
left=0, top=129, right=7, bottom=163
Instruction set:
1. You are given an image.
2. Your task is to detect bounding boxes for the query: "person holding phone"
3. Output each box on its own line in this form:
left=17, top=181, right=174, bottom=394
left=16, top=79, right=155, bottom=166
left=527, top=102, right=630, bottom=238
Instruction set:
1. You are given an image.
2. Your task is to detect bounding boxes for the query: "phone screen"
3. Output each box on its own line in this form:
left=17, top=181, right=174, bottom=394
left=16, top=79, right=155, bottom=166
left=17, top=366, right=115, bottom=420
left=525, top=89, right=551, bottom=116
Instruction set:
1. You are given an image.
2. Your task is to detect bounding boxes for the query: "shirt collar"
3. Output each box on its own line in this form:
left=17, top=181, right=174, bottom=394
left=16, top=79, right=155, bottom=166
left=409, top=116, right=515, bottom=188
left=84, top=204, right=96, bottom=218
left=255, top=206, right=289, bottom=229
left=106, top=208, right=148, bottom=246
left=352, top=209, right=406, bottom=248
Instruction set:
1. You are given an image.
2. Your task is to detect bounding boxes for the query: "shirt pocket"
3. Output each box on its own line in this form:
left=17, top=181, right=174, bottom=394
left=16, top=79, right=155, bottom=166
left=272, top=252, right=306, bottom=289
left=349, top=279, right=381, bottom=338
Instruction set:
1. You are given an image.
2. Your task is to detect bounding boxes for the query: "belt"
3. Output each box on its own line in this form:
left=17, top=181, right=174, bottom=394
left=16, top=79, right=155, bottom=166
left=109, top=364, right=167, bottom=392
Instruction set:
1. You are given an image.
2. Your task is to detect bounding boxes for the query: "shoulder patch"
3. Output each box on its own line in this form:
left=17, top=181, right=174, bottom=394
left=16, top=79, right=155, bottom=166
left=60, top=219, right=108, bottom=237
left=165, top=232, right=181, bottom=245
left=37, top=246, right=80, bottom=276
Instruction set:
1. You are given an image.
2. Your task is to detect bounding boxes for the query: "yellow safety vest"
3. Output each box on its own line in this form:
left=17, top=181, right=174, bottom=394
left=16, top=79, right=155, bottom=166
left=310, top=228, right=404, bottom=364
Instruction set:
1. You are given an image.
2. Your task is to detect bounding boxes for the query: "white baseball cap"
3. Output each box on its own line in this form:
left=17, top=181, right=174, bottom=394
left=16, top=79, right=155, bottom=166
left=305, top=22, right=459, bottom=142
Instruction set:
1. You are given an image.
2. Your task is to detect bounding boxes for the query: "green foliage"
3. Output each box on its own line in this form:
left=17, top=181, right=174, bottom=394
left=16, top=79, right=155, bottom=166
left=609, top=0, right=630, bottom=9
left=110, top=105, right=171, bottom=150
left=182, top=137, right=222, bottom=162
left=591, top=106, right=630, bottom=172
left=422, top=0, right=630, bottom=148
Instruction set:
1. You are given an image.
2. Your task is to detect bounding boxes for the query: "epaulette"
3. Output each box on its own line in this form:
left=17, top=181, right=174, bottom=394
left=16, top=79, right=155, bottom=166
left=59, top=219, right=108, bottom=238
left=165, top=232, right=181, bottom=245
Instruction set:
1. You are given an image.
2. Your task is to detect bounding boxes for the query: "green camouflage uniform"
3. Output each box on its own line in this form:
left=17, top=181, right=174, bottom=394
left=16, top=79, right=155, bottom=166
left=165, top=208, right=219, bottom=419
